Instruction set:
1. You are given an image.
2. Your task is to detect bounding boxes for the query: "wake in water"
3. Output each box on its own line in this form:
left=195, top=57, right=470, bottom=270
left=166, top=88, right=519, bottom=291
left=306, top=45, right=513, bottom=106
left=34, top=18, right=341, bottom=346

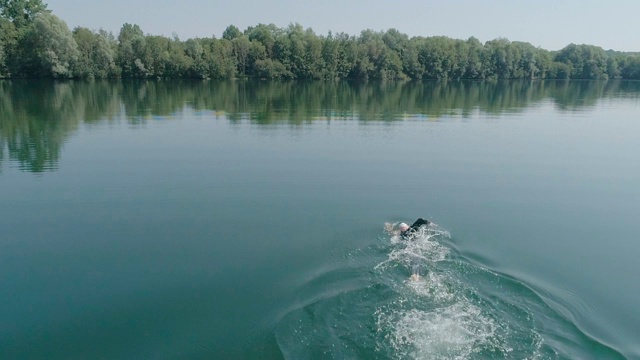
left=275, top=221, right=625, bottom=359
left=374, top=222, right=544, bottom=359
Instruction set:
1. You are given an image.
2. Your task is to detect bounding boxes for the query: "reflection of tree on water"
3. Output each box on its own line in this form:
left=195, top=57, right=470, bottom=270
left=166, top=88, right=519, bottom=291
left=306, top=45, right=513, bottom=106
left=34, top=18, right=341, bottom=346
left=0, top=81, right=70, bottom=172
left=550, top=80, right=630, bottom=111
left=0, top=133, right=4, bottom=172
left=0, top=80, right=120, bottom=172
left=113, top=79, right=640, bottom=124
left=1, top=80, right=639, bottom=173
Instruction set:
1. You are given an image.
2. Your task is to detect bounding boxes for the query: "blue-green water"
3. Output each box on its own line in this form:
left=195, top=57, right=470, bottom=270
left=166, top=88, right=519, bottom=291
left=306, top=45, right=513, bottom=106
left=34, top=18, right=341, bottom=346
left=1, top=80, right=639, bottom=359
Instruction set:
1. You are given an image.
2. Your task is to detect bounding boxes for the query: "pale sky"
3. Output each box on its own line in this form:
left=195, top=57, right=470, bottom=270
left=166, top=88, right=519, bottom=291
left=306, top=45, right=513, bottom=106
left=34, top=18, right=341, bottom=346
left=46, top=0, right=640, bottom=51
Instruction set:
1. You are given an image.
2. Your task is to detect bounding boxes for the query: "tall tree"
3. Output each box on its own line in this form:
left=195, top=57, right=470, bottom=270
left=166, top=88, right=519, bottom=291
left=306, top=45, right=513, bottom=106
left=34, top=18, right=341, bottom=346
left=184, top=38, right=206, bottom=78
left=231, top=35, right=251, bottom=76
left=303, top=27, right=323, bottom=79
left=73, top=27, right=117, bottom=78
left=0, top=18, right=17, bottom=75
left=416, top=36, right=465, bottom=79
left=143, top=35, right=172, bottom=77
left=1, top=0, right=46, bottom=76
left=606, top=57, right=620, bottom=79
left=0, top=29, right=5, bottom=76
left=512, top=41, right=542, bottom=79
left=21, top=12, right=77, bottom=77
left=246, top=23, right=279, bottom=57
left=321, top=31, right=356, bottom=79
left=0, top=0, right=47, bottom=29
left=222, top=25, right=241, bottom=41
left=353, top=29, right=402, bottom=80
left=117, top=23, right=147, bottom=77
left=285, top=23, right=307, bottom=78
left=619, top=56, right=640, bottom=79
left=463, top=37, right=485, bottom=79
left=555, top=44, right=608, bottom=79
left=205, top=38, right=236, bottom=79
left=485, top=38, right=520, bottom=79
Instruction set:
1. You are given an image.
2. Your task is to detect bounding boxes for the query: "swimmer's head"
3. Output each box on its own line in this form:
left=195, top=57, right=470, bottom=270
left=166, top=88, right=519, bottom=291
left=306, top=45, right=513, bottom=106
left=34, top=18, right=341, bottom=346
left=399, top=222, right=409, bottom=231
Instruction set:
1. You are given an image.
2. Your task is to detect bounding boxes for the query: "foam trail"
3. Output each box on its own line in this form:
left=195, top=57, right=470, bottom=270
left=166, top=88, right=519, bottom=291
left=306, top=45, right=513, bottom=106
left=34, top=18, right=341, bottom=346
left=378, top=303, right=500, bottom=360
left=374, top=224, right=527, bottom=359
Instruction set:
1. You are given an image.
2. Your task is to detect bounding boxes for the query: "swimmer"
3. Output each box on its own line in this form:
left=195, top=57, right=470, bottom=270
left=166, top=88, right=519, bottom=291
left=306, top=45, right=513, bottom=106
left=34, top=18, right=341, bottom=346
left=385, top=218, right=431, bottom=240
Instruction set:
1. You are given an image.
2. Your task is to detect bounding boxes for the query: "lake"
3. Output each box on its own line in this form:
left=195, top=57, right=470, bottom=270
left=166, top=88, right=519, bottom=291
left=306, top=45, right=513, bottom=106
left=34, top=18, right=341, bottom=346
left=1, top=79, right=639, bottom=359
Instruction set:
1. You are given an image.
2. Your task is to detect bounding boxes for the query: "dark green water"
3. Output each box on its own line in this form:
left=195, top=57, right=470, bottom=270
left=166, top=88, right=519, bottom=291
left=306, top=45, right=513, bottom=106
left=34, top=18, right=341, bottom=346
left=1, top=80, right=639, bottom=359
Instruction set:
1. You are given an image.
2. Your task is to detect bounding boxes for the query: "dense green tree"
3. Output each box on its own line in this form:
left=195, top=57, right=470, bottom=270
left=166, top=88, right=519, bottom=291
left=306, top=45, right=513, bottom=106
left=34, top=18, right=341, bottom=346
left=3, top=11, right=640, bottom=81
left=117, top=23, right=147, bottom=77
left=555, top=44, right=608, bottom=79
left=254, top=58, right=291, bottom=79
left=284, top=23, right=307, bottom=78
left=246, top=23, right=279, bottom=57
left=0, top=18, right=14, bottom=75
left=72, top=27, right=117, bottom=78
left=319, top=31, right=356, bottom=79
left=20, top=12, right=78, bottom=78
left=416, top=36, right=459, bottom=79
left=463, top=37, right=485, bottom=79
left=401, top=39, right=422, bottom=79
left=302, top=27, right=323, bottom=79
left=336, top=33, right=357, bottom=78
left=548, top=61, right=571, bottom=79
left=320, top=31, right=339, bottom=79
left=606, top=56, right=621, bottom=79
left=222, top=24, right=241, bottom=41
left=231, top=35, right=251, bottom=76
left=382, top=28, right=408, bottom=56
left=248, top=39, right=267, bottom=76
left=535, top=48, right=553, bottom=79
left=484, top=38, right=519, bottom=79
left=73, top=26, right=95, bottom=77
left=0, top=0, right=40, bottom=76
left=619, top=56, right=640, bottom=79
left=0, top=16, right=15, bottom=44
left=143, top=35, right=175, bottom=77
left=0, top=33, right=5, bottom=76
left=184, top=38, right=206, bottom=78
left=0, top=0, right=47, bottom=29
left=513, top=41, right=540, bottom=79
left=205, top=38, right=236, bottom=79
left=449, top=39, right=469, bottom=79
left=352, top=29, right=403, bottom=80
left=165, top=36, right=190, bottom=78
left=272, top=31, right=291, bottom=72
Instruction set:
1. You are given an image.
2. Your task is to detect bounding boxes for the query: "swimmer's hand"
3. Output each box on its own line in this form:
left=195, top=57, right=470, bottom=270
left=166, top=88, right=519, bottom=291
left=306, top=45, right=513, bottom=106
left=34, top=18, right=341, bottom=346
left=409, top=273, right=421, bottom=281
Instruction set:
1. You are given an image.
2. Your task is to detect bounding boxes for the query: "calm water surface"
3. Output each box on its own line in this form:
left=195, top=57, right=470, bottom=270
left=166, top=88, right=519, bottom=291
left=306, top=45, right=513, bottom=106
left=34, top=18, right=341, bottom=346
left=1, top=80, right=639, bottom=359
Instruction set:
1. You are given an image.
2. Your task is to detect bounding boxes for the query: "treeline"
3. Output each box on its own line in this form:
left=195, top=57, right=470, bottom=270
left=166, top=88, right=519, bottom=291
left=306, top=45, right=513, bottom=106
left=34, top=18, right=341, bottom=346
left=1, top=1, right=640, bottom=80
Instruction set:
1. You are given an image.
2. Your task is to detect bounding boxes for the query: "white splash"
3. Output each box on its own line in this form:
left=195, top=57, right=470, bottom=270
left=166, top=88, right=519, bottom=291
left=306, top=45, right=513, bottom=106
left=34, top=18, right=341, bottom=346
left=376, top=224, right=449, bottom=273
left=407, top=272, right=456, bottom=303
left=379, top=303, right=499, bottom=360
left=374, top=222, right=510, bottom=359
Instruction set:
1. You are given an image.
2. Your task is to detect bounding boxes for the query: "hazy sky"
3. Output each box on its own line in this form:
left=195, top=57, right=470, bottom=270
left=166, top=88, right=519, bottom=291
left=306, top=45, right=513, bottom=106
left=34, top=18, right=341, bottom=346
left=46, top=0, right=639, bottom=51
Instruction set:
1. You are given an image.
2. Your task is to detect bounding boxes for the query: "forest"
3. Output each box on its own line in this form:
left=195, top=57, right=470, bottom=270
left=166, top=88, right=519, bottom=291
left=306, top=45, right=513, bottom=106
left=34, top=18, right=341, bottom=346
left=1, top=0, right=640, bottom=80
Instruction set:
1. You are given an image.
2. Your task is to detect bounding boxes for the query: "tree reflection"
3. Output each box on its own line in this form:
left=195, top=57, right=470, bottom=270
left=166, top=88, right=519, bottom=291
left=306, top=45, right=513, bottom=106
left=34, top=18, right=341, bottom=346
left=1, top=80, right=639, bottom=172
